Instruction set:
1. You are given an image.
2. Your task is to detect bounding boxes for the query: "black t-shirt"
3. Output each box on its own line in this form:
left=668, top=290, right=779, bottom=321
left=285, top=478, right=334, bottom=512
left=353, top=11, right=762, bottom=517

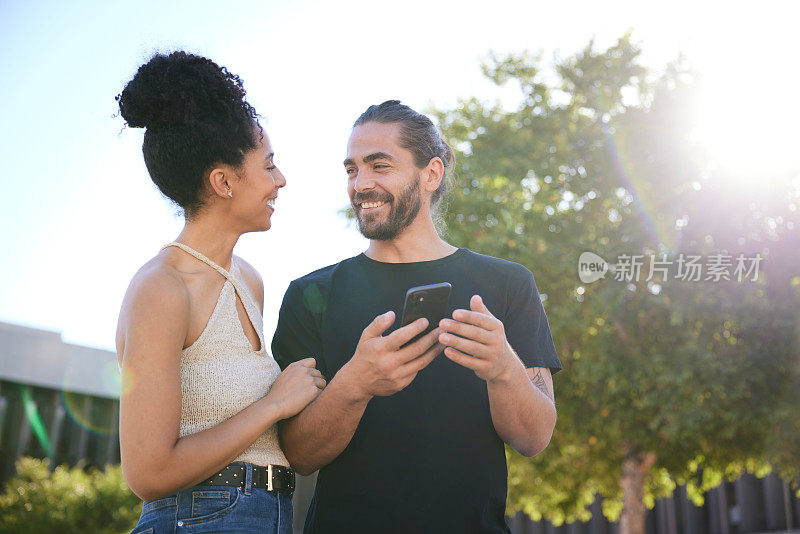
left=272, top=248, right=561, bottom=534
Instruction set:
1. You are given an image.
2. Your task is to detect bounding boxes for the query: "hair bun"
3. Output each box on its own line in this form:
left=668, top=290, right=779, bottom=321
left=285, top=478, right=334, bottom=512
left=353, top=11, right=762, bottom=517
left=117, top=51, right=244, bottom=129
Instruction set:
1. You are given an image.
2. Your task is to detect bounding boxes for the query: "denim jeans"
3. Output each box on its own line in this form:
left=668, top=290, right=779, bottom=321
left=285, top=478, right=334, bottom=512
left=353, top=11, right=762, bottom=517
left=131, top=463, right=293, bottom=534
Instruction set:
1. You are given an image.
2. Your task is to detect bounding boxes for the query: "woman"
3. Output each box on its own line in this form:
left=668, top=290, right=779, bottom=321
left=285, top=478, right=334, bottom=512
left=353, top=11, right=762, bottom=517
left=115, top=51, right=324, bottom=533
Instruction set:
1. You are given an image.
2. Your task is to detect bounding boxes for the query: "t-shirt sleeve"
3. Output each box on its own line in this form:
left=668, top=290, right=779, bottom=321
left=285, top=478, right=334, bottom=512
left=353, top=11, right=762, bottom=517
left=271, top=280, right=326, bottom=374
left=503, top=267, right=562, bottom=374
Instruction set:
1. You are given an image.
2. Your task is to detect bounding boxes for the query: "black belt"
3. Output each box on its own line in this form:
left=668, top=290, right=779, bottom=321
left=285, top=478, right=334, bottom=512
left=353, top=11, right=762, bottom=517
left=200, top=463, right=295, bottom=494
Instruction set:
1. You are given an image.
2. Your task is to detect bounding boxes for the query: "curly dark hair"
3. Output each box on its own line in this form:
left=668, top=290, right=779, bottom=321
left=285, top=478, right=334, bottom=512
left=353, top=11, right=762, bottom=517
left=117, top=51, right=261, bottom=217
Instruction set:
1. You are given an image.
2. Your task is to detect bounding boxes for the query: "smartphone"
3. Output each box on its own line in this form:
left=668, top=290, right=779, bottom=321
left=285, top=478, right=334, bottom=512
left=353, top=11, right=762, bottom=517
left=400, top=282, right=452, bottom=345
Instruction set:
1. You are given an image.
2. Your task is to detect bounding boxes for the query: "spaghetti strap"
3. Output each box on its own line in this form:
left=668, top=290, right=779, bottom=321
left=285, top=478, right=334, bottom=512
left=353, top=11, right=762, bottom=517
left=161, top=241, right=265, bottom=353
left=161, top=241, right=258, bottom=310
left=161, top=241, right=236, bottom=282
left=161, top=241, right=252, bottom=300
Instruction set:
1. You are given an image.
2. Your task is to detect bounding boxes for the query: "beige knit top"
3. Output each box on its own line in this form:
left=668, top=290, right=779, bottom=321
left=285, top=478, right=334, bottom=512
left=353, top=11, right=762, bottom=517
left=162, top=242, right=289, bottom=468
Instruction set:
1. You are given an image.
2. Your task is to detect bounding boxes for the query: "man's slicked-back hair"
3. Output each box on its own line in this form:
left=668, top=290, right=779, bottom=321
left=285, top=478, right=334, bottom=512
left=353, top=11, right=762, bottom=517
left=353, top=100, right=455, bottom=207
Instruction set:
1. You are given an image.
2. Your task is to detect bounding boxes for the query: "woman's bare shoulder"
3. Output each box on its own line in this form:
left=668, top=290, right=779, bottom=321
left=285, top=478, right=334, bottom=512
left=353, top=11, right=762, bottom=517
left=116, top=254, right=191, bottom=355
left=126, top=254, right=189, bottom=307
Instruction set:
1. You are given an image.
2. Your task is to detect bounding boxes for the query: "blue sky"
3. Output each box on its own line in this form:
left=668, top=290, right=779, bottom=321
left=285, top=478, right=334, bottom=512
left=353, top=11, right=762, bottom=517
left=1, top=0, right=797, bottom=350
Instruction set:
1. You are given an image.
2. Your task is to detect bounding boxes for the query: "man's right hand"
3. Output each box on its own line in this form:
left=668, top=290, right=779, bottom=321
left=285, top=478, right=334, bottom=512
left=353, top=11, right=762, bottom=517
left=339, top=311, right=442, bottom=400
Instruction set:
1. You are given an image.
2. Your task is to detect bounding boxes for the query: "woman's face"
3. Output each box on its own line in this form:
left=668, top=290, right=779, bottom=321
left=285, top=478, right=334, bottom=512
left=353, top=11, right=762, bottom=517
left=230, top=130, right=286, bottom=232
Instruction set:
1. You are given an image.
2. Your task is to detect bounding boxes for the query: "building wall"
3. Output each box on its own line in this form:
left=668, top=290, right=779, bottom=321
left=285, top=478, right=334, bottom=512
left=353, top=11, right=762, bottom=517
left=0, top=380, right=120, bottom=481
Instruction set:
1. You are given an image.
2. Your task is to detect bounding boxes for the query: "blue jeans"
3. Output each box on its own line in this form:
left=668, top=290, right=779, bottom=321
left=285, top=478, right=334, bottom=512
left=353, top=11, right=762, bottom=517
left=131, top=463, right=293, bottom=534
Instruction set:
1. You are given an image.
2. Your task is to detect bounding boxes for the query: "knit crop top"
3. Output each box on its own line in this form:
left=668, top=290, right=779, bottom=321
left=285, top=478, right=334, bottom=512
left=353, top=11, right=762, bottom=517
left=162, top=242, right=289, bottom=467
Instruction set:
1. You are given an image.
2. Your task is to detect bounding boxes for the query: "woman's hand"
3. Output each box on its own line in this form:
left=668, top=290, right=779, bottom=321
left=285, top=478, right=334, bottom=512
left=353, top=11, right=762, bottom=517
left=267, top=358, right=326, bottom=419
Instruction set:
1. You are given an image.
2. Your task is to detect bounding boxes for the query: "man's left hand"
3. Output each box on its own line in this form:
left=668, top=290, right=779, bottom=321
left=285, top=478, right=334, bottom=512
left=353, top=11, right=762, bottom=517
left=438, top=295, right=521, bottom=382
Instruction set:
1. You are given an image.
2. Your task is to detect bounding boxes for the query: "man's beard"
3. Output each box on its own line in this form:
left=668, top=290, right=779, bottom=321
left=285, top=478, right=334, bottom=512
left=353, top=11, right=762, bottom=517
left=353, top=177, right=422, bottom=241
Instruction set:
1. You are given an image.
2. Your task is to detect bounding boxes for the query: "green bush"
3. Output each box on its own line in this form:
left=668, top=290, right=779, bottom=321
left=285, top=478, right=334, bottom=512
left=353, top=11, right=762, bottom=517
left=0, top=457, right=141, bottom=534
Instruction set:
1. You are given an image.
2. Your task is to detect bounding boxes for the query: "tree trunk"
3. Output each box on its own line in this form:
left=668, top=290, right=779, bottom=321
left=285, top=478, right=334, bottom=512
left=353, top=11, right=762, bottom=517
left=619, top=443, right=657, bottom=534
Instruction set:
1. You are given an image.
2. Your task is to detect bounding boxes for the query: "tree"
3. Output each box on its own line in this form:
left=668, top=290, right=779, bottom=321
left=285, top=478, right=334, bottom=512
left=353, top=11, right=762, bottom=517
left=433, top=35, right=800, bottom=534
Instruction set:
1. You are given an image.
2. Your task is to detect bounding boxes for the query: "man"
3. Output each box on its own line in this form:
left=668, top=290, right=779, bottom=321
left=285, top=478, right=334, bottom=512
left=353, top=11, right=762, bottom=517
left=272, top=100, right=561, bottom=533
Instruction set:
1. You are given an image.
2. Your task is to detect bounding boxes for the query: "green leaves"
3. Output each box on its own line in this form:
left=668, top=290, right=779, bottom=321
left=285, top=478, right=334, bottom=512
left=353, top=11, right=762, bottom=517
left=434, top=34, right=800, bottom=522
left=0, top=458, right=141, bottom=533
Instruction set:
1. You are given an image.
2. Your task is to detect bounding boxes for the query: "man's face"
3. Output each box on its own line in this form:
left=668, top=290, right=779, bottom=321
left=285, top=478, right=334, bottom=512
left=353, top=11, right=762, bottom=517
left=344, top=122, right=423, bottom=240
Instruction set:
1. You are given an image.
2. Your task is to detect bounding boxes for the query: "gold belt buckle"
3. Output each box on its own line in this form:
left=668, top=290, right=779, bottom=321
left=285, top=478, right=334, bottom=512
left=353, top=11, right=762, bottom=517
left=267, top=464, right=274, bottom=491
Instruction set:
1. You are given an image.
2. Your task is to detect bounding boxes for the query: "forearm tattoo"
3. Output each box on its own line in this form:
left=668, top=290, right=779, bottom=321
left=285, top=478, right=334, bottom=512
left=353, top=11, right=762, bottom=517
left=530, top=369, right=553, bottom=402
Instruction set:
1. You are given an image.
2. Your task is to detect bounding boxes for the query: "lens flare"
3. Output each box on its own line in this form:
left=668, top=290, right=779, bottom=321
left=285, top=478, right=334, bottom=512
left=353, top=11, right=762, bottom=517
left=19, top=384, right=53, bottom=456
left=101, top=361, right=123, bottom=397
left=118, top=361, right=135, bottom=397
left=60, top=359, right=117, bottom=435
left=604, top=125, right=675, bottom=250
left=61, top=390, right=112, bottom=435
